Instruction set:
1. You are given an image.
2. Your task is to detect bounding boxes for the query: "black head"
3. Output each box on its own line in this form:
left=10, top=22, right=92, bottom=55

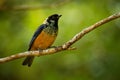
left=47, top=14, right=62, bottom=23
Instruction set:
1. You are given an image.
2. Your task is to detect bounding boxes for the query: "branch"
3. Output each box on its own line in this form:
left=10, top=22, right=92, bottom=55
left=0, top=12, right=120, bottom=63
left=0, top=0, right=71, bottom=11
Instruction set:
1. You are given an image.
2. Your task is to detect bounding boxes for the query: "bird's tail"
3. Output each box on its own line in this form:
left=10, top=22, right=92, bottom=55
left=22, top=56, right=34, bottom=67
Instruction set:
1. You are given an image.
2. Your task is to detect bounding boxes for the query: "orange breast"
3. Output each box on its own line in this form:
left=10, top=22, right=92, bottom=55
left=30, top=31, right=57, bottom=50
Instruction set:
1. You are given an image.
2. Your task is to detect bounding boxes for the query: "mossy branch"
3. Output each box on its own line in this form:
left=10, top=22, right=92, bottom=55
left=0, top=12, right=120, bottom=63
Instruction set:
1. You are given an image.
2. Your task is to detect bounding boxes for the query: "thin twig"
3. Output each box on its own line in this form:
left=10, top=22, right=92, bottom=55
left=0, top=0, right=71, bottom=11
left=0, top=12, right=120, bottom=63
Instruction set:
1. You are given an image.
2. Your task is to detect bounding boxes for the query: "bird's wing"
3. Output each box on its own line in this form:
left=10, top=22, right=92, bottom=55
left=28, top=24, right=46, bottom=50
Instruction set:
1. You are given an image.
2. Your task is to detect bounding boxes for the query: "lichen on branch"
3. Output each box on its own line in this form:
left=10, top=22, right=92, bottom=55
left=0, top=12, right=120, bottom=63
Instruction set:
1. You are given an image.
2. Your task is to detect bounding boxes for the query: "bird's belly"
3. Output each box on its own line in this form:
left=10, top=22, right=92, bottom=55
left=31, top=31, right=57, bottom=50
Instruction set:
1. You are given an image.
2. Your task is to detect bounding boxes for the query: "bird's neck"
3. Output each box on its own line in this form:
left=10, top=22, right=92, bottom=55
left=43, top=22, right=58, bottom=36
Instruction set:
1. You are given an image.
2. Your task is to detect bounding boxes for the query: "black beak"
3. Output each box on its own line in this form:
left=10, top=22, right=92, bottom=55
left=58, top=14, right=62, bottom=18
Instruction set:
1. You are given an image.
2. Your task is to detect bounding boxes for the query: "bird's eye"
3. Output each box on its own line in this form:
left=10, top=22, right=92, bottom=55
left=52, top=16, right=55, bottom=19
left=52, top=16, right=56, bottom=20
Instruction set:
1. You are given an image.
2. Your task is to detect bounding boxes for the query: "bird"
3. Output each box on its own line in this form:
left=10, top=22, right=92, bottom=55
left=22, top=14, right=62, bottom=67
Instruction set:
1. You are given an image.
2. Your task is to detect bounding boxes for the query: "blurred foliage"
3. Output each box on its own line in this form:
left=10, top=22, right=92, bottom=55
left=0, top=0, right=120, bottom=80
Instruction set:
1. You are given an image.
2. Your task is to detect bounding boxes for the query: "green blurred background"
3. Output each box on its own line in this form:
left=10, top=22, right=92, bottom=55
left=0, top=0, right=120, bottom=80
